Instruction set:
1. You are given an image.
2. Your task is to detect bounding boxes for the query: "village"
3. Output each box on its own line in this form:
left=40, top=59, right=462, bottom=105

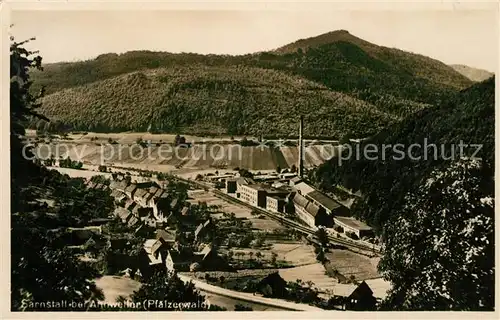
left=69, top=167, right=390, bottom=311
left=28, top=116, right=392, bottom=311
left=54, top=118, right=392, bottom=312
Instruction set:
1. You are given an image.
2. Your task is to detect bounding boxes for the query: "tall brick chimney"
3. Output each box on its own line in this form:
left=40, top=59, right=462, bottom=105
left=298, top=115, right=304, bottom=177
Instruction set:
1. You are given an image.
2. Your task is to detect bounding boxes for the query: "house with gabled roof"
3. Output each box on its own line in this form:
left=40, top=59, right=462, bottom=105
left=95, top=183, right=109, bottom=191
left=124, top=199, right=137, bottom=211
left=333, top=216, right=373, bottom=239
left=292, top=193, right=329, bottom=228
left=111, top=189, right=127, bottom=205
left=156, top=229, right=176, bottom=245
left=293, top=181, right=315, bottom=196
left=109, top=180, right=120, bottom=190
left=134, top=188, right=150, bottom=207
left=156, top=188, right=165, bottom=196
left=165, top=250, right=194, bottom=272
left=114, top=207, right=131, bottom=223
left=127, top=215, right=140, bottom=228
left=253, top=271, right=287, bottom=298
left=333, top=281, right=377, bottom=311
left=307, top=190, right=350, bottom=217
left=148, top=186, right=160, bottom=196
left=115, top=180, right=130, bottom=192
left=124, top=183, right=138, bottom=199
left=170, top=197, right=179, bottom=210
left=289, top=176, right=303, bottom=186
left=144, top=192, right=156, bottom=206
left=194, top=245, right=231, bottom=271
left=147, top=189, right=166, bottom=207
left=144, top=239, right=164, bottom=258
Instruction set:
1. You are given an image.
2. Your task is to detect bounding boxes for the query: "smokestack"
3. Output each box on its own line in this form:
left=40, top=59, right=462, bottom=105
left=298, top=115, right=304, bottom=177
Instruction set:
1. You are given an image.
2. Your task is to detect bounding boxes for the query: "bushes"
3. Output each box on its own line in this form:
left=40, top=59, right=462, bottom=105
left=239, top=137, right=259, bottom=147
left=234, top=304, right=253, bottom=311
left=333, top=225, right=344, bottom=233
left=59, top=156, right=83, bottom=170
left=345, top=231, right=359, bottom=240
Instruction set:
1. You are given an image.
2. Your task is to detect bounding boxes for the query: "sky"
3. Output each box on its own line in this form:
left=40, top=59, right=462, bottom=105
left=11, top=9, right=498, bottom=72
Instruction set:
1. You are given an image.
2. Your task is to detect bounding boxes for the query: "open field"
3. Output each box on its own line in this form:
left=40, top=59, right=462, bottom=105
left=187, top=189, right=286, bottom=231
left=324, top=249, right=381, bottom=281
left=270, top=243, right=317, bottom=266
left=280, top=263, right=390, bottom=299
left=278, top=263, right=337, bottom=292
left=26, top=130, right=340, bottom=144
left=47, top=166, right=153, bottom=184
left=225, top=242, right=316, bottom=268
left=187, top=190, right=253, bottom=219
left=94, top=276, right=141, bottom=305
left=248, top=217, right=286, bottom=231
left=30, top=139, right=341, bottom=171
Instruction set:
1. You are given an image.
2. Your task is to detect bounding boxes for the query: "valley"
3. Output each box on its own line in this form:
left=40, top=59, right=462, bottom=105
left=10, top=14, right=495, bottom=314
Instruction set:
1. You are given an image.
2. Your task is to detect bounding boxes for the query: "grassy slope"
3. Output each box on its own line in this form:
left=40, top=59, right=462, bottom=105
left=314, top=76, right=495, bottom=231
left=449, top=64, right=495, bottom=82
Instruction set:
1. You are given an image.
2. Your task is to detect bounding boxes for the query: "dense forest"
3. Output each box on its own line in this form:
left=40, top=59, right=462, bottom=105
left=37, top=65, right=394, bottom=137
left=313, top=77, right=494, bottom=230
left=29, top=30, right=473, bottom=136
left=313, top=77, right=495, bottom=310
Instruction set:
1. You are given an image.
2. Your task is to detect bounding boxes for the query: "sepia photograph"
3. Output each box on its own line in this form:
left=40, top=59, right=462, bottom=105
left=4, top=0, right=497, bottom=315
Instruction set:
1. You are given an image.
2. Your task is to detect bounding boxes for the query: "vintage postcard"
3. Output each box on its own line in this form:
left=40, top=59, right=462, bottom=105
left=2, top=0, right=498, bottom=317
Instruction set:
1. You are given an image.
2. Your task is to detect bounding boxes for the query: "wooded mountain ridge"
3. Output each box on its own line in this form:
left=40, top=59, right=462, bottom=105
left=31, top=30, right=474, bottom=137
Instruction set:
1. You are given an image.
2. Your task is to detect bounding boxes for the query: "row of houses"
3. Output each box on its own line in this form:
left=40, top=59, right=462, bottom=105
left=141, top=229, right=230, bottom=275
left=82, top=175, right=233, bottom=281
left=224, top=175, right=374, bottom=239
left=106, top=178, right=189, bottom=228
left=107, top=182, right=227, bottom=279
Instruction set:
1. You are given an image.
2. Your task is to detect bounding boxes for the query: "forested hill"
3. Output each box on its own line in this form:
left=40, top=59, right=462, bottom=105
left=30, top=30, right=474, bottom=136
left=313, top=76, right=495, bottom=231
left=37, top=65, right=394, bottom=137
left=313, top=76, right=495, bottom=311
left=274, top=30, right=472, bottom=91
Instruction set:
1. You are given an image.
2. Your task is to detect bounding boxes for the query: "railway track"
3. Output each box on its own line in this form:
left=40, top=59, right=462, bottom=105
left=176, top=176, right=380, bottom=255
left=213, top=190, right=380, bottom=255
